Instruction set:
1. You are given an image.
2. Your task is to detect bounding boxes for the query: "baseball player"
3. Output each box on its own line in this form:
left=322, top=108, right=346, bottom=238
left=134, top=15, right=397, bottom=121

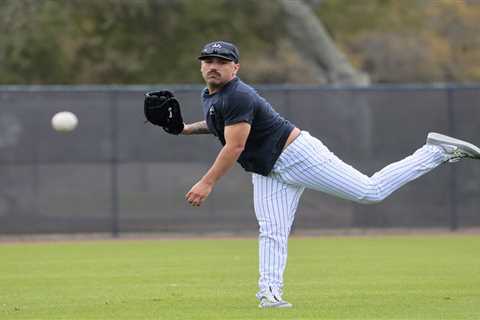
left=144, top=41, right=480, bottom=308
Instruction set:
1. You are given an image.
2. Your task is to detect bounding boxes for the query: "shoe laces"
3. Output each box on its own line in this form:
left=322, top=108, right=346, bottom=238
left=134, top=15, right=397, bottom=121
left=258, top=287, right=282, bottom=303
left=448, top=149, right=469, bottom=163
left=441, top=145, right=469, bottom=163
left=269, top=286, right=282, bottom=302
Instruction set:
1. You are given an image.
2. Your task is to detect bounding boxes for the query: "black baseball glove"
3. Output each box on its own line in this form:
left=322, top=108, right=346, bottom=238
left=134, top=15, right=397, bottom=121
left=144, top=90, right=184, bottom=135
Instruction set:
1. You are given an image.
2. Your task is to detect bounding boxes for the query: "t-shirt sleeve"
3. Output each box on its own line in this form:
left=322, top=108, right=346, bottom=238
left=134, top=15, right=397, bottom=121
left=222, top=92, right=254, bottom=125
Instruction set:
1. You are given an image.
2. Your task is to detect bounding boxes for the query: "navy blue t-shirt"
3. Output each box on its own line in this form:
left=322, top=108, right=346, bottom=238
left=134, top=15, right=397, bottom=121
left=201, top=77, right=295, bottom=176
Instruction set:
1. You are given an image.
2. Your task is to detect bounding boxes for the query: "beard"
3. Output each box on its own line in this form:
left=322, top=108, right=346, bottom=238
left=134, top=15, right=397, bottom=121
left=207, top=79, right=224, bottom=90
left=202, top=70, right=236, bottom=92
left=204, top=73, right=225, bottom=90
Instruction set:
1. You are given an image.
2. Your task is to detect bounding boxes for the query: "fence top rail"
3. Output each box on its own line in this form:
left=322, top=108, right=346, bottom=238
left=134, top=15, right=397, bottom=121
left=0, top=83, right=479, bottom=93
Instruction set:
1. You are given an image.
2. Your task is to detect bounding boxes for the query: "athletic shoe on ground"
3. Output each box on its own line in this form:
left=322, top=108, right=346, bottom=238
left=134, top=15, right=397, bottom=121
left=258, top=296, right=292, bottom=308
left=257, top=287, right=292, bottom=308
left=427, top=132, right=480, bottom=162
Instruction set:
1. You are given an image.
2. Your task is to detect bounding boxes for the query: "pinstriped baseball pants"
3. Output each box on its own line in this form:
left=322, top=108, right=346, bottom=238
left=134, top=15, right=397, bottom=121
left=252, top=131, right=447, bottom=298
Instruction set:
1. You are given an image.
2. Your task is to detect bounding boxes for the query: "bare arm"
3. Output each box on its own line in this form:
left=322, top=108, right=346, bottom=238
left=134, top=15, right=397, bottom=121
left=200, top=122, right=250, bottom=185
left=182, top=121, right=211, bottom=135
left=185, top=122, right=251, bottom=206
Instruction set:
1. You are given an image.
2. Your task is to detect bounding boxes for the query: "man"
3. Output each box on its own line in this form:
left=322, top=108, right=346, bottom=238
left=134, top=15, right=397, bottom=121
left=182, top=41, right=480, bottom=308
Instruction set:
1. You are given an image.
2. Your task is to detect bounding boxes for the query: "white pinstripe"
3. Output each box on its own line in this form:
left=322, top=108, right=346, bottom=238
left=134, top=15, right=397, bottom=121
left=253, top=131, right=447, bottom=299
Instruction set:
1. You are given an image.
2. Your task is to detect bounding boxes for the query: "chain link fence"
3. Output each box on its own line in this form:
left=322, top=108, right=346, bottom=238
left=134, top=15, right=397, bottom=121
left=0, top=84, right=479, bottom=235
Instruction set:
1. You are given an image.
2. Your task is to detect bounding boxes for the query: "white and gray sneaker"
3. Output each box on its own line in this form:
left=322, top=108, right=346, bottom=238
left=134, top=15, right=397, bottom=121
left=257, top=287, right=292, bottom=308
left=427, top=132, right=480, bottom=163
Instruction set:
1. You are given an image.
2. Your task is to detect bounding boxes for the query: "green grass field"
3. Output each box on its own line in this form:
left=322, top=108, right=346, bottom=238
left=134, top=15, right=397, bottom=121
left=1, top=235, right=480, bottom=319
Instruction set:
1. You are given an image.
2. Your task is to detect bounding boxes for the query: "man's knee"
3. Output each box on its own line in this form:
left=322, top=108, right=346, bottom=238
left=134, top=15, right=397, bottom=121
left=354, top=183, right=387, bottom=204
left=356, top=195, right=384, bottom=205
left=258, top=222, right=290, bottom=239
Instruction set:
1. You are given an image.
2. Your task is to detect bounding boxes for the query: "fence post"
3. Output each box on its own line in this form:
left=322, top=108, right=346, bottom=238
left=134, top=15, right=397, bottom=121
left=446, top=87, right=458, bottom=231
left=110, top=91, right=119, bottom=237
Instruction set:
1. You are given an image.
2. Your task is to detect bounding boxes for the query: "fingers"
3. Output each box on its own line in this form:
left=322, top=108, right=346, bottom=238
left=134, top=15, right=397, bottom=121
left=185, top=191, right=204, bottom=207
left=185, top=181, right=212, bottom=207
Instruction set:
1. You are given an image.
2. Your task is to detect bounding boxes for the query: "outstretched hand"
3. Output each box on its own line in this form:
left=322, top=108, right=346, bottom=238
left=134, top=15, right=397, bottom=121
left=185, top=123, right=251, bottom=207
left=185, top=180, right=213, bottom=207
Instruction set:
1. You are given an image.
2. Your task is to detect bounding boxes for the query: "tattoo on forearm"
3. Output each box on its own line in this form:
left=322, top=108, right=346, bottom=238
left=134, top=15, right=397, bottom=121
left=185, top=121, right=211, bottom=135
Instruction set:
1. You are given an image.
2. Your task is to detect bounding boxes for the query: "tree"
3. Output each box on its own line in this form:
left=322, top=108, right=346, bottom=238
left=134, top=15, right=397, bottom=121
left=279, top=0, right=369, bottom=85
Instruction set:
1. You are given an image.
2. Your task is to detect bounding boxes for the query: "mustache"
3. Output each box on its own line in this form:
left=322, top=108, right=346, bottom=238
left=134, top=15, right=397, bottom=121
left=207, top=71, right=220, bottom=76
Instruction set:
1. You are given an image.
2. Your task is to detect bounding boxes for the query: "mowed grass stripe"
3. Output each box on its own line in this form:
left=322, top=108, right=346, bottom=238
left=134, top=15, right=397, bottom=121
left=1, top=235, right=479, bottom=319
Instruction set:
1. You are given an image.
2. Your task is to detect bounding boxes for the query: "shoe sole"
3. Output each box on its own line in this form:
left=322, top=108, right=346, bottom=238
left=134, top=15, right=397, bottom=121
left=427, top=132, right=480, bottom=158
left=258, top=302, right=293, bottom=308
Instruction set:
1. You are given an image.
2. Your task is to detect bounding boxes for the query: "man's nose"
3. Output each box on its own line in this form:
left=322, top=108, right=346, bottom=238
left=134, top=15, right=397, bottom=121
left=207, top=65, right=219, bottom=73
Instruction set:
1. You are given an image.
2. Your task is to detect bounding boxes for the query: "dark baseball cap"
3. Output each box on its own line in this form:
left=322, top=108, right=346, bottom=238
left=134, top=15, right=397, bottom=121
left=198, top=41, right=240, bottom=63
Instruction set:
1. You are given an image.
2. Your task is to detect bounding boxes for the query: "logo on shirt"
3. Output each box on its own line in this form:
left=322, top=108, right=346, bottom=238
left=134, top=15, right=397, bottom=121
left=209, top=105, right=215, bottom=115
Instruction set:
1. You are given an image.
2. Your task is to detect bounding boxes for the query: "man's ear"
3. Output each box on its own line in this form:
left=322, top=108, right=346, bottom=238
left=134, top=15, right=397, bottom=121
left=233, top=63, right=240, bottom=76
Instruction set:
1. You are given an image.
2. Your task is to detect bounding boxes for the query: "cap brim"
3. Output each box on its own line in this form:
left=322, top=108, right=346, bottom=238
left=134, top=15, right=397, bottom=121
left=198, top=54, right=235, bottom=62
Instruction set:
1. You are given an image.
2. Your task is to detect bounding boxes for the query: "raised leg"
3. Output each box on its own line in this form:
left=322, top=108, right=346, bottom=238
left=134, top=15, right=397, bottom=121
left=275, top=132, right=447, bottom=204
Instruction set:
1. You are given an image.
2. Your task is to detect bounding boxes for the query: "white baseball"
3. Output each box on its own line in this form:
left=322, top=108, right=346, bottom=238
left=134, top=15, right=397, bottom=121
left=51, top=111, right=78, bottom=132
